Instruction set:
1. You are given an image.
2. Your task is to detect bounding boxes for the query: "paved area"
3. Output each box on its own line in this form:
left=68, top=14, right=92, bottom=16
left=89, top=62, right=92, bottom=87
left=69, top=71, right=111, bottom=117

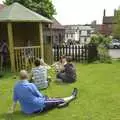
left=109, top=49, right=120, bottom=58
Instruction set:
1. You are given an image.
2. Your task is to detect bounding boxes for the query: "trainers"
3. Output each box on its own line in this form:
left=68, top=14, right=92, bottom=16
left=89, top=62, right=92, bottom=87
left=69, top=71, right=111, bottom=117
left=57, top=102, right=69, bottom=108
left=72, top=88, right=78, bottom=98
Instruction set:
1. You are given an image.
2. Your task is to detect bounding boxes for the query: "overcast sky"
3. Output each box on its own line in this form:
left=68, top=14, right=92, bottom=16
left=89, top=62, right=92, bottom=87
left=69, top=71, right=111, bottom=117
left=52, top=0, right=120, bottom=25
left=0, top=0, right=120, bottom=25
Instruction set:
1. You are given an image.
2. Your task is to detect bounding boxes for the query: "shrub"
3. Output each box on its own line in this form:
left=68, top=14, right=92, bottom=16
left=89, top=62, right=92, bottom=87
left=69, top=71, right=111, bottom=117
left=90, top=34, right=112, bottom=63
left=97, top=44, right=112, bottom=63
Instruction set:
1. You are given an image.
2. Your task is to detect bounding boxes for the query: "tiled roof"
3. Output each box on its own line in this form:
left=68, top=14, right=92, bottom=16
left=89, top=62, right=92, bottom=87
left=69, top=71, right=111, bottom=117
left=52, top=18, right=64, bottom=29
left=64, top=25, right=93, bottom=30
left=0, top=4, right=5, bottom=12
left=103, top=16, right=114, bottom=24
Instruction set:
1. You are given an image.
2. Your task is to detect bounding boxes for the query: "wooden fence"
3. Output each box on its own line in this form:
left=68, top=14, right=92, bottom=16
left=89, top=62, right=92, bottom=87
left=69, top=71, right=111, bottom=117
left=0, top=44, right=97, bottom=72
left=14, top=46, right=41, bottom=72
left=53, top=44, right=97, bottom=63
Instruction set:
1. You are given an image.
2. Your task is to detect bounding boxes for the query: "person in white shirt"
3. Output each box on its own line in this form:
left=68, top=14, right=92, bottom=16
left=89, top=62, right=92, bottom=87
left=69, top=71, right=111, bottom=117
left=52, top=55, right=67, bottom=72
left=31, top=58, right=50, bottom=89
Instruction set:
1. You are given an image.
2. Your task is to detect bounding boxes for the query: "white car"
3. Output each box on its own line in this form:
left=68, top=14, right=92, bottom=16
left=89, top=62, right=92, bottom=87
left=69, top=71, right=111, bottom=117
left=109, top=39, right=120, bottom=49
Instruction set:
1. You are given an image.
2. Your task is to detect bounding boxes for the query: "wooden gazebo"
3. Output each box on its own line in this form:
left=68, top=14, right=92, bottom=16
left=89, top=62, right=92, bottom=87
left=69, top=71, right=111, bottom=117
left=0, top=2, right=53, bottom=72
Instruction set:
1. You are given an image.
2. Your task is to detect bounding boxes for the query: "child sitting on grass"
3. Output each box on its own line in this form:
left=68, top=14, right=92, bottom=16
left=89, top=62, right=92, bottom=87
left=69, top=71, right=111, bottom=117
left=56, top=56, right=76, bottom=83
left=31, top=58, right=50, bottom=89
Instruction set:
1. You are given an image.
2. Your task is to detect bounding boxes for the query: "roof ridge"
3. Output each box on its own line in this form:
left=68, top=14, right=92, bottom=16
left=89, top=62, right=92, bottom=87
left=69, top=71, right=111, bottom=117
left=7, top=4, right=15, bottom=20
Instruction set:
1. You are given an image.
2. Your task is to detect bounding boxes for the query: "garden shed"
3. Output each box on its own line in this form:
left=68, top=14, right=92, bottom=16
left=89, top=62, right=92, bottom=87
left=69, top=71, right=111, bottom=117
left=0, top=2, right=53, bottom=72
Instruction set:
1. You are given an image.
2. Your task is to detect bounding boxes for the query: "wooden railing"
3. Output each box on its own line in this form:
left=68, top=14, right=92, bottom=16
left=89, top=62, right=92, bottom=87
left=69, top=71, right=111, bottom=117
left=14, top=46, right=41, bottom=72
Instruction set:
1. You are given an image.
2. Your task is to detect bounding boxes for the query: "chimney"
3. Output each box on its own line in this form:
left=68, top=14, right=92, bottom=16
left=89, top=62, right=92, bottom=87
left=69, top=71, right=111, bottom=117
left=114, top=9, right=116, bottom=16
left=103, top=9, right=106, bottom=17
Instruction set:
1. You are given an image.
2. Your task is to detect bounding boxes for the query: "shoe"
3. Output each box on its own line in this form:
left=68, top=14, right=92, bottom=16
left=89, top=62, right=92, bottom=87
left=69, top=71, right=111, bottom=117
left=72, top=88, right=78, bottom=98
left=57, top=102, right=69, bottom=108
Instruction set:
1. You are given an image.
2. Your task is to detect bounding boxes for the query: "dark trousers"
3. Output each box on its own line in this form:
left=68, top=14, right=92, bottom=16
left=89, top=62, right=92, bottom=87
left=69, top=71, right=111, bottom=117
left=57, top=72, right=75, bottom=83
left=34, top=98, right=65, bottom=113
left=43, top=98, right=65, bottom=111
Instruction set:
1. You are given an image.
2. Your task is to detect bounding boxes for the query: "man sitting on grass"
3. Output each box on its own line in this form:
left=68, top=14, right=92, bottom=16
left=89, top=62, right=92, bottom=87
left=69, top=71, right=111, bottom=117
left=9, top=70, right=78, bottom=114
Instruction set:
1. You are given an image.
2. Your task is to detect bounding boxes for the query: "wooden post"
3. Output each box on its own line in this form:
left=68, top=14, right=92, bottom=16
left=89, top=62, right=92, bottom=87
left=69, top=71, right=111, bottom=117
left=39, top=23, right=44, bottom=60
left=50, top=24, right=53, bottom=64
left=7, top=23, right=15, bottom=72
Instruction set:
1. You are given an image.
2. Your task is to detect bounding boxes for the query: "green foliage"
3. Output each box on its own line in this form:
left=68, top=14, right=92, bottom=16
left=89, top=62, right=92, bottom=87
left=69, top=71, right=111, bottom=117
left=97, top=44, right=112, bottom=63
left=113, top=8, right=120, bottom=39
left=90, top=34, right=111, bottom=46
left=4, top=0, right=56, bottom=18
left=90, top=34, right=112, bottom=63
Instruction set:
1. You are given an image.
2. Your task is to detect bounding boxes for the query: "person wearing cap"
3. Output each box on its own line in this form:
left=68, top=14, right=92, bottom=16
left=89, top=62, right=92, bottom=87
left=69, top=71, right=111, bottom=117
left=9, top=70, right=78, bottom=114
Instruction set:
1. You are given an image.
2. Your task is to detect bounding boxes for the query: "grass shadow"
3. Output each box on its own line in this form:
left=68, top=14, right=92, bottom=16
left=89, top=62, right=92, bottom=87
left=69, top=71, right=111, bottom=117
left=54, top=80, right=74, bottom=86
left=0, top=110, right=54, bottom=120
left=0, top=111, right=29, bottom=120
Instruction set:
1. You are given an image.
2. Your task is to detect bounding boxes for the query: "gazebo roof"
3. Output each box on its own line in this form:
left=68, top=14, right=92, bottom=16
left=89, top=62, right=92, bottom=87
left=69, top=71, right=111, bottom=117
left=0, top=2, right=52, bottom=23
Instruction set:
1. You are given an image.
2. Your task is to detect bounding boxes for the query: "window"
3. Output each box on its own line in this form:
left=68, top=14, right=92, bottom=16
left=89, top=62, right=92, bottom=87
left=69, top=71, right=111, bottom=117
left=87, top=30, right=91, bottom=35
left=56, top=36, right=58, bottom=39
left=79, top=30, right=82, bottom=35
left=66, top=33, right=68, bottom=38
left=59, top=34, right=62, bottom=42
left=81, top=31, right=87, bottom=36
left=84, top=38, right=87, bottom=42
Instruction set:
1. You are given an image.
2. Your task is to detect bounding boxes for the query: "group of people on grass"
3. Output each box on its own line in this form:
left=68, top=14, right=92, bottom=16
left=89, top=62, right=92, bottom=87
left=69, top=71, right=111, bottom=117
left=31, top=55, right=76, bottom=89
left=9, top=55, right=78, bottom=115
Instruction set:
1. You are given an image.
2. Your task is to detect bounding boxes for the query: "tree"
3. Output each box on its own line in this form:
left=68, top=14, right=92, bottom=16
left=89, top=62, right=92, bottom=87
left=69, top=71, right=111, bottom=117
left=4, top=0, right=56, bottom=18
left=113, top=8, right=120, bottom=39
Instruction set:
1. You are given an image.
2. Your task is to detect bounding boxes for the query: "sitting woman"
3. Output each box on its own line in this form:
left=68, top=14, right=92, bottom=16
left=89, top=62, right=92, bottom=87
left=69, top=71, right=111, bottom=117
left=31, top=58, right=50, bottom=89
left=56, top=56, right=76, bottom=83
left=52, top=55, right=66, bottom=72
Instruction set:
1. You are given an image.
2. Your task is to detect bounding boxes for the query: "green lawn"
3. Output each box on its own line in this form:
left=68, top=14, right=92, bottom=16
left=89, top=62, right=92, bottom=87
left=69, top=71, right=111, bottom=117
left=1, top=62, right=120, bottom=120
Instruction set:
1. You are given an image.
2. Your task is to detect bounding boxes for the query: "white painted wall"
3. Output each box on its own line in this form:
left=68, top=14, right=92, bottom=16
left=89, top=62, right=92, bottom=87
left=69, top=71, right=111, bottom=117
left=65, top=25, right=94, bottom=44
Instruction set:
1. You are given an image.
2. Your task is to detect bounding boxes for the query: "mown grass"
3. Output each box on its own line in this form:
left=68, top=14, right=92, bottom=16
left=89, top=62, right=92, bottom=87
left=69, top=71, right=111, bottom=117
left=1, top=61, right=120, bottom=120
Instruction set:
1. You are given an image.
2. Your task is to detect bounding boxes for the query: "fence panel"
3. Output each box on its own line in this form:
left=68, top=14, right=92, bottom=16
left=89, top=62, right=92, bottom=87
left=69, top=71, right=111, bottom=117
left=53, top=44, right=97, bottom=63
left=88, top=44, right=98, bottom=63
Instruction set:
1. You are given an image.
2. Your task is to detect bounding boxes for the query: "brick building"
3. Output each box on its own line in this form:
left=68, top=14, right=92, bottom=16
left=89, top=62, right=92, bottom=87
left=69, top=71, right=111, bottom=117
left=102, top=9, right=116, bottom=36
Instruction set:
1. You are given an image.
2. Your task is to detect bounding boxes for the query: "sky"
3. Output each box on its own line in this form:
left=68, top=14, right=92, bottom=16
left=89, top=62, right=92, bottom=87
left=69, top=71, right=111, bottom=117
left=52, top=0, right=120, bottom=25
left=0, top=0, right=120, bottom=25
